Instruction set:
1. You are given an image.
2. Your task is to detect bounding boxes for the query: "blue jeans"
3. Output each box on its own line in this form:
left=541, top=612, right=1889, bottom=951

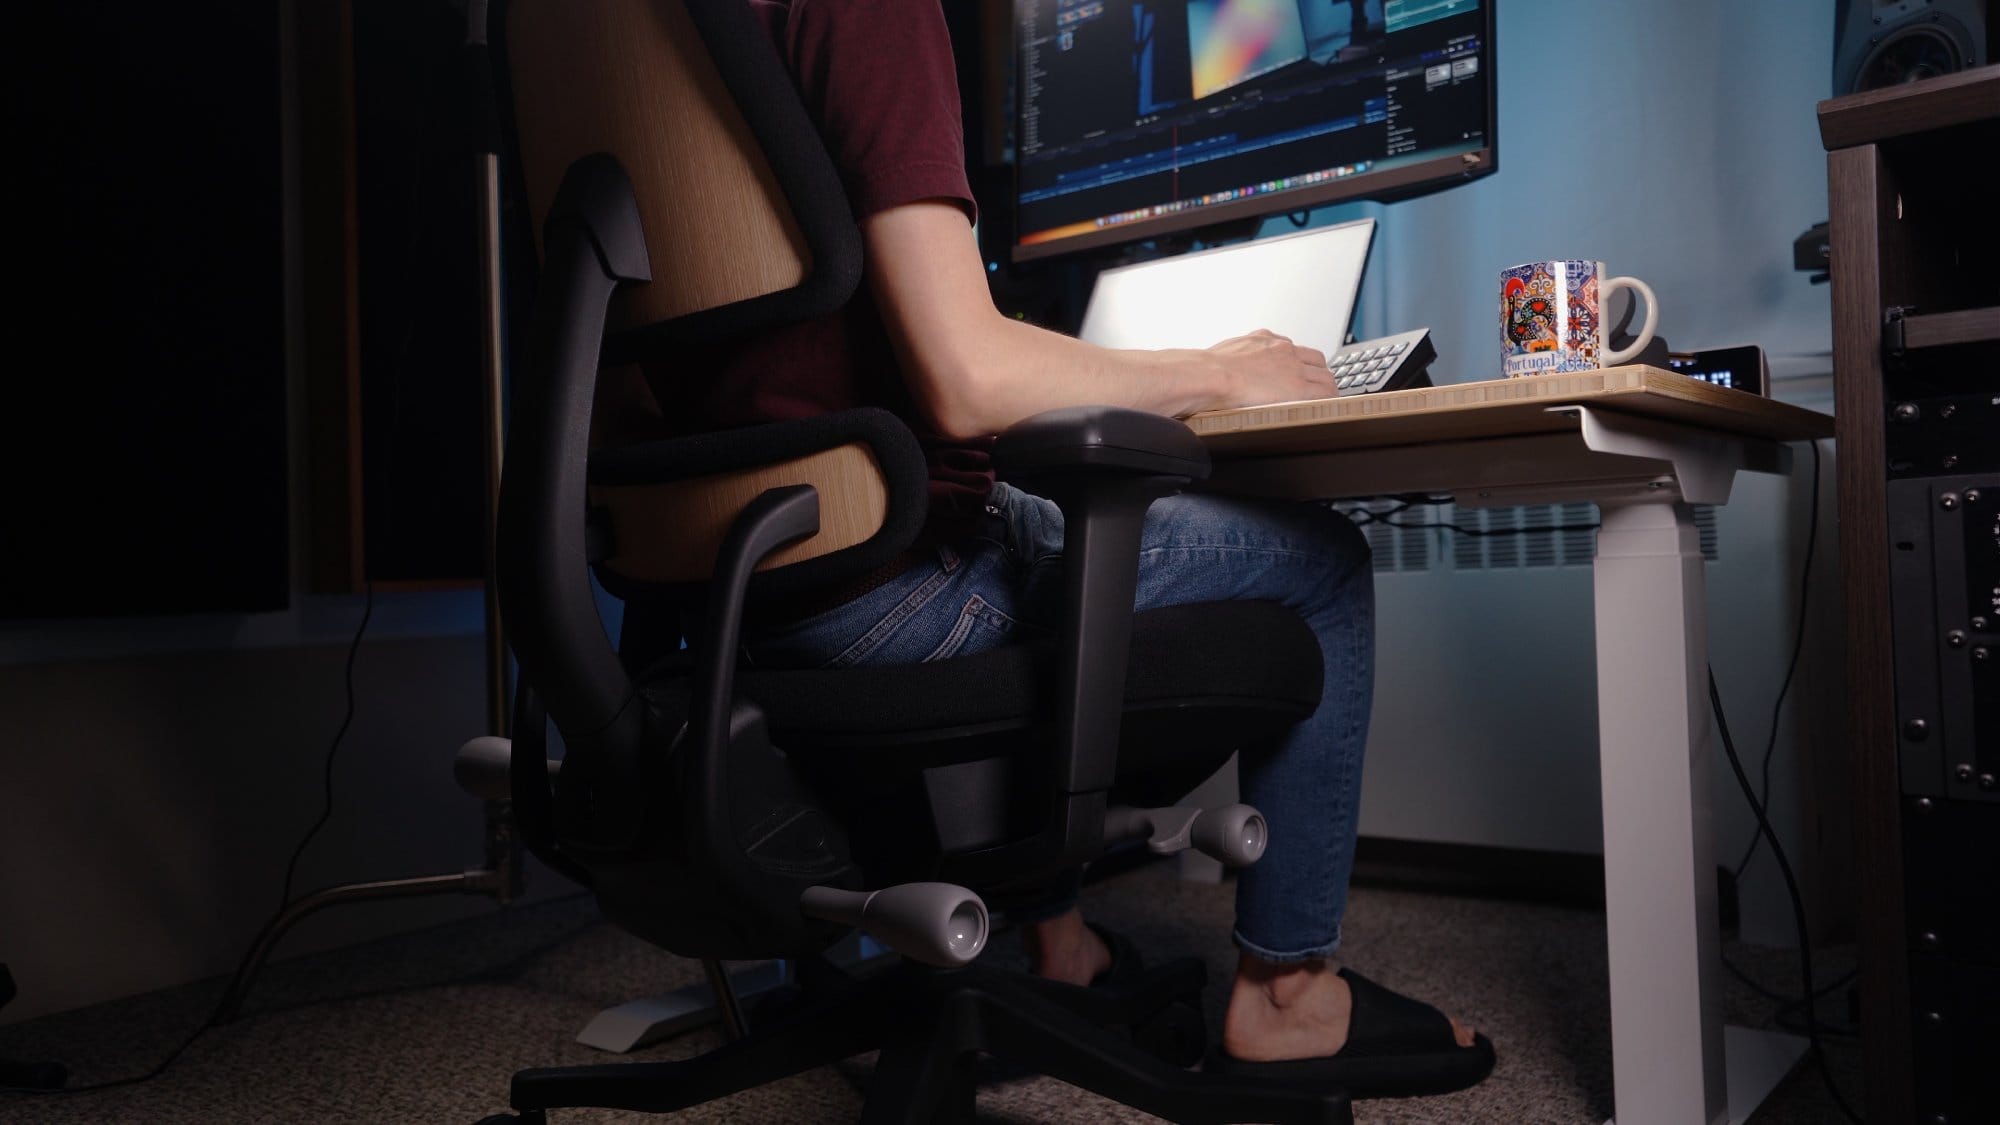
left=745, top=483, right=1374, bottom=962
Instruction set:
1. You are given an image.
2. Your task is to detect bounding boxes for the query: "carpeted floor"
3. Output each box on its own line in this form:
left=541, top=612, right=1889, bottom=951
left=0, top=864, right=1862, bottom=1123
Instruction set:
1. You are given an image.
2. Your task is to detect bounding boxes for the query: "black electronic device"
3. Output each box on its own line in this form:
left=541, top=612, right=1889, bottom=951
left=1834, top=0, right=1992, bottom=96
left=1795, top=221, right=1831, bottom=283
left=1011, top=0, right=1496, bottom=262
left=1327, top=326, right=1435, bottom=395
left=1664, top=344, right=1768, bottom=396
left=1887, top=472, right=2000, bottom=803
left=1887, top=389, right=2000, bottom=477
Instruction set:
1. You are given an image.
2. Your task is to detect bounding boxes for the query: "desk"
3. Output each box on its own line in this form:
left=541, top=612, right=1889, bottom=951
left=1187, top=367, right=1835, bottom=1125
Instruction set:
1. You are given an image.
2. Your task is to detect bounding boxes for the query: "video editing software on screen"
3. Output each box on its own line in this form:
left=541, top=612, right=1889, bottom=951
left=1015, top=0, right=1488, bottom=258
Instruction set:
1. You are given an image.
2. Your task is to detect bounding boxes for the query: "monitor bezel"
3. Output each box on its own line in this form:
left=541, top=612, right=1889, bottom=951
left=1008, top=0, right=1498, bottom=265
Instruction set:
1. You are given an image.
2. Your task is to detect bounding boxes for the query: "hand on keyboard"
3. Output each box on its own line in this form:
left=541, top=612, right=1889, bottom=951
left=1206, top=328, right=1341, bottom=406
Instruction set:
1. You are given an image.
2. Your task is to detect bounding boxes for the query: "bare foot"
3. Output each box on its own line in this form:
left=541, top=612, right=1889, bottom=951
left=1221, top=954, right=1475, bottom=1062
left=1021, top=908, right=1111, bottom=987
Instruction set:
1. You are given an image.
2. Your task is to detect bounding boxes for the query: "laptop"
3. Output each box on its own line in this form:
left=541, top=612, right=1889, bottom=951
left=1076, top=218, right=1374, bottom=361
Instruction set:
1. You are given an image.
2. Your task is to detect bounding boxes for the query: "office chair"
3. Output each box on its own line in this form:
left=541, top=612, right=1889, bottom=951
left=458, top=1, right=1350, bottom=1121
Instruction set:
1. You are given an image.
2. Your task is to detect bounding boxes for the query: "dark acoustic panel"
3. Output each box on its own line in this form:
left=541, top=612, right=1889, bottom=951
left=350, top=0, right=488, bottom=586
left=2, top=2, right=288, bottom=619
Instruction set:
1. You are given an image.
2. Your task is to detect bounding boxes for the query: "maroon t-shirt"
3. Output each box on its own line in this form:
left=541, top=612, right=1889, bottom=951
left=643, top=0, right=993, bottom=538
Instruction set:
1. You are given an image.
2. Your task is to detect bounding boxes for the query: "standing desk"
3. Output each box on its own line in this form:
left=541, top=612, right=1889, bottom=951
left=1185, top=366, right=1836, bottom=1125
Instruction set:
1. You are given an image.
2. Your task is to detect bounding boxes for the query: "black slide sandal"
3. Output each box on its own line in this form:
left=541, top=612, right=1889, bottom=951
left=1086, top=923, right=1147, bottom=992
left=978, top=925, right=1169, bottom=1083
left=1206, top=968, right=1495, bottom=1099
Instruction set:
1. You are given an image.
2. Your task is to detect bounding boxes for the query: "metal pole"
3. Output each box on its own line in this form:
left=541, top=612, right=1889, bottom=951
left=220, top=0, right=523, bottom=1022
left=477, top=147, right=510, bottom=741
left=467, top=0, right=525, bottom=906
left=216, top=872, right=501, bottom=1021
left=469, top=0, right=511, bottom=743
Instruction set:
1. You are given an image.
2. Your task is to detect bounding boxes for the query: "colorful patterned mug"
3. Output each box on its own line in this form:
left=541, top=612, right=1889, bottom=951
left=1499, top=259, right=1659, bottom=377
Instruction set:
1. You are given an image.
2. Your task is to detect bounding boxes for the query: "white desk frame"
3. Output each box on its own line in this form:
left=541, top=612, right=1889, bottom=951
left=1206, top=405, right=1809, bottom=1125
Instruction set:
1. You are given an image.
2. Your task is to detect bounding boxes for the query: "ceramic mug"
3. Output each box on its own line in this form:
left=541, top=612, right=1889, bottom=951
left=1499, top=259, right=1659, bottom=377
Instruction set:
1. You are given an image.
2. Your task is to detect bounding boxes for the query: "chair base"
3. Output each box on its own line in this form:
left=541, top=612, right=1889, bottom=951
left=576, top=931, right=890, bottom=1053
left=483, top=956, right=1352, bottom=1125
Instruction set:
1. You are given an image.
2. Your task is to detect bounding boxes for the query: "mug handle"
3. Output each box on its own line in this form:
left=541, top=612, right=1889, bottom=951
left=1598, top=276, right=1659, bottom=366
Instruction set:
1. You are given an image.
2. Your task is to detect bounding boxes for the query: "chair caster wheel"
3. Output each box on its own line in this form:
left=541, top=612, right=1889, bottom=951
left=1131, top=998, right=1205, bottom=1069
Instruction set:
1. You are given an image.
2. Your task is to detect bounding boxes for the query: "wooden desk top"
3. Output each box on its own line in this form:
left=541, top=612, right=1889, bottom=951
left=1183, top=366, right=1834, bottom=458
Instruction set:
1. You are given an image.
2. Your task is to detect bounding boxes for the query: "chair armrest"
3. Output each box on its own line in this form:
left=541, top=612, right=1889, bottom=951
left=956, top=407, right=1208, bottom=886
left=498, top=153, right=650, bottom=752
left=991, top=405, right=1210, bottom=483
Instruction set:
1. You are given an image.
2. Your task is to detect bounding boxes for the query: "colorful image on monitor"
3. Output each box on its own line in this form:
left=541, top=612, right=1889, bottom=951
left=1187, top=0, right=1308, bottom=100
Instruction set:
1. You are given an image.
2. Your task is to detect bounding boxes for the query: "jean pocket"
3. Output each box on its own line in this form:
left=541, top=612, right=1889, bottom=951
left=923, top=594, right=1020, bottom=663
left=820, top=564, right=959, bottom=669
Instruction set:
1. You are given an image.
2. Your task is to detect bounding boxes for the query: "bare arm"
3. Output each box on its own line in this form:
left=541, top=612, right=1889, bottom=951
left=863, top=201, right=1337, bottom=441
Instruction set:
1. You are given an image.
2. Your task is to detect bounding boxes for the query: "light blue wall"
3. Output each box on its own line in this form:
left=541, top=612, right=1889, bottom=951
left=1272, top=0, right=1834, bottom=376
left=1256, top=0, right=1848, bottom=946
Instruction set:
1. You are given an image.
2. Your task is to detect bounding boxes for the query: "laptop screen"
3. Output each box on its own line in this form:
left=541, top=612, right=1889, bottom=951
left=1076, top=218, right=1374, bottom=357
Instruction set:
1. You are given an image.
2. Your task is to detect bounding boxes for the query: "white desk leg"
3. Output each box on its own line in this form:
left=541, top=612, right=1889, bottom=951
left=1593, top=497, right=1727, bottom=1125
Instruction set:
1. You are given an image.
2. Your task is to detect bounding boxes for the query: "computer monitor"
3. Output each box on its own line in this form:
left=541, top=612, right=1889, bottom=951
left=1011, top=0, right=1495, bottom=262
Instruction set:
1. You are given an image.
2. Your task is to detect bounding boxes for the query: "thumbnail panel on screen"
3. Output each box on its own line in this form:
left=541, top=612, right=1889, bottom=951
left=1014, top=0, right=1489, bottom=259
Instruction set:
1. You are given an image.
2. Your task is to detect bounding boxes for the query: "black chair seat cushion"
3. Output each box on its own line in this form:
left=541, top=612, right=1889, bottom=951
left=682, top=601, right=1324, bottom=795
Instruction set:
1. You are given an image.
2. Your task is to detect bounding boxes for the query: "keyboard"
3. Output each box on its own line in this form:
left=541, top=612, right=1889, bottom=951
left=1326, top=327, right=1435, bottom=395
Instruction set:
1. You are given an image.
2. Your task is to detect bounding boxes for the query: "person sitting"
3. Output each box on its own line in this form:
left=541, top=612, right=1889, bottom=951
left=607, top=0, right=1495, bottom=1097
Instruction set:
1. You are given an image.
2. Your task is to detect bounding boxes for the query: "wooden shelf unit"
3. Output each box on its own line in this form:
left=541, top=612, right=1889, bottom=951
left=1819, top=64, right=2000, bottom=1125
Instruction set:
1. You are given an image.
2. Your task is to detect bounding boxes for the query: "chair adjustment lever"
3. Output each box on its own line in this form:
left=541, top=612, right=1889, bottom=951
left=799, top=883, right=988, bottom=969
left=1103, top=804, right=1268, bottom=868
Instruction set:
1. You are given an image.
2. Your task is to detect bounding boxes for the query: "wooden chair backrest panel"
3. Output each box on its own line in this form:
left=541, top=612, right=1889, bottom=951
left=506, top=0, right=810, bottom=331
left=591, top=443, right=891, bottom=584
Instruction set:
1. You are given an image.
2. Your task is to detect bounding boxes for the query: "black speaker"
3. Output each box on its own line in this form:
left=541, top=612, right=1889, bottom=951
left=1835, top=0, right=1992, bottom=95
